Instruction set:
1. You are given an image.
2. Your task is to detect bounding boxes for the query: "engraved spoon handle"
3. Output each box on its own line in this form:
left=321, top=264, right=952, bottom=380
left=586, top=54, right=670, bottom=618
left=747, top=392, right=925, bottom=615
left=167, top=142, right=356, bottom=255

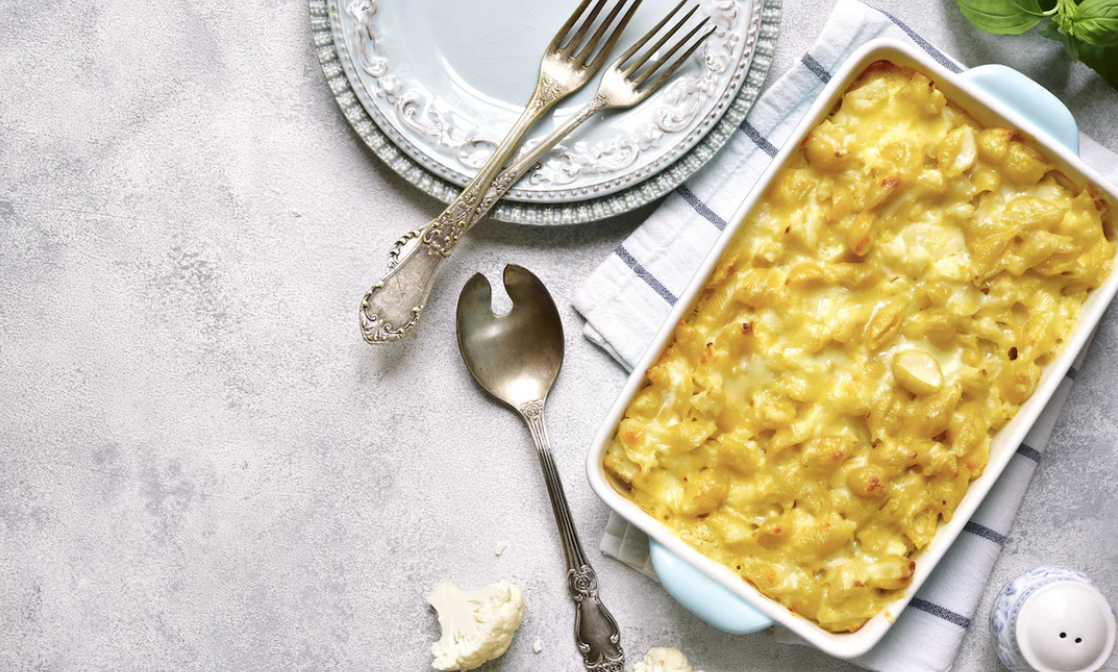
left=519, top=399, right=625, bottom=672
left=359, top=86, right=561, bottom=344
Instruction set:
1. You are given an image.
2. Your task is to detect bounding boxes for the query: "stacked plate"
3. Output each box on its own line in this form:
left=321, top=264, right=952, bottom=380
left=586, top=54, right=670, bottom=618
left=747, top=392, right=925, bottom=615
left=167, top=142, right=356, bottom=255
left=310, top=0, right=782, bottom=224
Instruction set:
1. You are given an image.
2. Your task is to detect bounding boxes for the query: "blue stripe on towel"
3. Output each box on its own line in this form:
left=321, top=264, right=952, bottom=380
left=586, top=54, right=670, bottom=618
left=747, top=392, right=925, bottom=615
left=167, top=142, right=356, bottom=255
left=676, top=185, right=727, bottom=230
left=1016, top=444, right=1042, bottom=463
left=909, top=597, right=971, bottom=628
left=738, top=120, right=779, bottom=158
left=614, top=244, right=677, bottom=305
left=801, top=53, right=831, bottom=83
left=964, top=521, right=1007, bottom=545
left=876, top=9, right=963, bottom=74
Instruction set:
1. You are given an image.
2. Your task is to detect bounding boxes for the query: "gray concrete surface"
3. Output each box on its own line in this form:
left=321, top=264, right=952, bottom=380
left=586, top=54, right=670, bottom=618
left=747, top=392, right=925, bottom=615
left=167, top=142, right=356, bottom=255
left=1, top=1, right=1116, bottom=671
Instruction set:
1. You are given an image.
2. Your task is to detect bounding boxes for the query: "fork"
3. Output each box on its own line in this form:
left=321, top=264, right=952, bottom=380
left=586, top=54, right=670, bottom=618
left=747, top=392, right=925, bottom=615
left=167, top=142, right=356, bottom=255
left=382, top=1, right=714, bottom=297
left=360, top=0, right=644, bottom=344
left=464, top=1, right=714, bottom=232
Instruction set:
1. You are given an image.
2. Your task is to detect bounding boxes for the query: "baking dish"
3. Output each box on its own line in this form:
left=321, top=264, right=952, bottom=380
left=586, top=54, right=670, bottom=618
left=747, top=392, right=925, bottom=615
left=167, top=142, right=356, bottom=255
left=585, top=37, right=1118, bottom=659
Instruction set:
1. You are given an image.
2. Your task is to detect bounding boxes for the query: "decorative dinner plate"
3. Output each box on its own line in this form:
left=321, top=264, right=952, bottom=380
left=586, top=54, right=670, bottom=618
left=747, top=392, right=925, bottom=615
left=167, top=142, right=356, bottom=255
left=310, top=0, right=781, bottom=224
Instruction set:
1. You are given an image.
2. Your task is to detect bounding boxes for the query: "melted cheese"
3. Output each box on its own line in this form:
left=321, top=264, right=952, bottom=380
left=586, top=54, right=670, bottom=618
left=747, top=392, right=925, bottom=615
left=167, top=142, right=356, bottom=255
left=604, top=63, right=1115, bottom=633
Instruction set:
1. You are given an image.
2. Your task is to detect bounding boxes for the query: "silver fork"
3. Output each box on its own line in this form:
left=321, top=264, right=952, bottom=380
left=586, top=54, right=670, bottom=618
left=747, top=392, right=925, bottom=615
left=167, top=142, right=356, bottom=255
left=360, top=0, right=643, bottom=344
left=474, top=1, right=714, bottom=223
left=387, top=1, right=715, bottom=280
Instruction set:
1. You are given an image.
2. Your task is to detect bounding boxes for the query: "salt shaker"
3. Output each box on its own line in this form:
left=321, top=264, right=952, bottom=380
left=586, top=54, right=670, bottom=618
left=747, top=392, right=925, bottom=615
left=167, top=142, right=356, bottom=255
left=991, top=567, right=1116, bottom=672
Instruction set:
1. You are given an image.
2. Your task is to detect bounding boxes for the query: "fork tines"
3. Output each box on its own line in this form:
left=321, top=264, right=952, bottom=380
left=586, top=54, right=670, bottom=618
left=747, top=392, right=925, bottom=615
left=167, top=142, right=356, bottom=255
left=553, top=0, right=645, bottom=70
left=619, top=0, right=716, bottom=92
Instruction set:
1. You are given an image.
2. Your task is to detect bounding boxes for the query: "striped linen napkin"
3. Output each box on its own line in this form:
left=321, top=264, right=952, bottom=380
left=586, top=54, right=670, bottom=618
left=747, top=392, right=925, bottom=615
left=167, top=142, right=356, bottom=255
left=572, top=1, right=1118, bottom=670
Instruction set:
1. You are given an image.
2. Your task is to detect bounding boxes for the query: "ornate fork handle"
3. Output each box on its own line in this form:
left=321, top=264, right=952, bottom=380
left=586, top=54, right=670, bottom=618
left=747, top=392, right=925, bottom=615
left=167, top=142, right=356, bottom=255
left=359, top=80, right=565, bottom=344
left=519, top=400, right=625, bottom=672
left=474, top=94, right=611, bottom=220
left=382, top=95, right=611, bottom=274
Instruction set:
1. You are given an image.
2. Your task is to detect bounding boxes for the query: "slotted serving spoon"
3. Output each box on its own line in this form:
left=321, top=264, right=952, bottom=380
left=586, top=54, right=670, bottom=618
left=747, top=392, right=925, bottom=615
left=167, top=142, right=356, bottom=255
left=456, top=265, right=624, bottom=672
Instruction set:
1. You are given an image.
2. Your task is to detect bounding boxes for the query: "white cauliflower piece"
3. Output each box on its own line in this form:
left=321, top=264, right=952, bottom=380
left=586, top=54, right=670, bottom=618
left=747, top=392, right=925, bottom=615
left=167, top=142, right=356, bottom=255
left=633, top=647, right=705, bottom=672
left=427, top=578, right=525, bottom=671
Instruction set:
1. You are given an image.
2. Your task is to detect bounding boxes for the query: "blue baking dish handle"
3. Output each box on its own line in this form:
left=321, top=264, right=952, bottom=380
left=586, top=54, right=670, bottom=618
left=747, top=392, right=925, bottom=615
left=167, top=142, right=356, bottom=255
left=961, top=64, right=1079, bottom=156
left=649, top=539, right=774, bottom=633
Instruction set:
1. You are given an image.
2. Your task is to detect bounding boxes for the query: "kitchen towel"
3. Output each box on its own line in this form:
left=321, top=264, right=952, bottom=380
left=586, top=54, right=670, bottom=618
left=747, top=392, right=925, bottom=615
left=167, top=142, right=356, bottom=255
left=572, top=1, right=1118, bottom=671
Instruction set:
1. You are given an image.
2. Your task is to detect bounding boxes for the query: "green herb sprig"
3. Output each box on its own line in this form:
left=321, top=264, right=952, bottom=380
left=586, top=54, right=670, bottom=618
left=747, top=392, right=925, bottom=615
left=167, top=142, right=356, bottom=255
left=953, top=0, right=1118, bottom=89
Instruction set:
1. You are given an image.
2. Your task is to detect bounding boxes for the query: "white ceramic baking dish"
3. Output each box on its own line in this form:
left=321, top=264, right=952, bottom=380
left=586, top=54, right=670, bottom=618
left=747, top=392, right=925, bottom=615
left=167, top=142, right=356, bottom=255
left=586, top=37, right=1118, bottom=659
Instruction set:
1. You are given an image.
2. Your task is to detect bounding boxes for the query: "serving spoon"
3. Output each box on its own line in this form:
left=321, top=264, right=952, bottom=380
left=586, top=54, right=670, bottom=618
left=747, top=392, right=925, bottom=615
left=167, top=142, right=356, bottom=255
left=456, top=265, right=624, bottom=672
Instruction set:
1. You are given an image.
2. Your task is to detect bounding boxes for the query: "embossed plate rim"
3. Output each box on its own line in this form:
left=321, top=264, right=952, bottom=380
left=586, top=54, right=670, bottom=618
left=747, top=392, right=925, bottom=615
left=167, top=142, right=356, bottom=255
left=308, top=0, right=781, bottom=224
left=335, top=0, right=756, bottom=202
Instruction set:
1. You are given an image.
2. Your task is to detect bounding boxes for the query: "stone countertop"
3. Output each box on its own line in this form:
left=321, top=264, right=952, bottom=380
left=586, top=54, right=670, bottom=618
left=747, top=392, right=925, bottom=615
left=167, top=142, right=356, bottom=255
left=1, top=1, right=1116, bottom=670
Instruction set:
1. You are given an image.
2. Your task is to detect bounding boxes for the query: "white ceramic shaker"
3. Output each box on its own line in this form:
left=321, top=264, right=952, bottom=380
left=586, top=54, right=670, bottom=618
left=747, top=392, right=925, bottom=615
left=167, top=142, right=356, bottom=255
left=991, top=567, right=1116, bottom=672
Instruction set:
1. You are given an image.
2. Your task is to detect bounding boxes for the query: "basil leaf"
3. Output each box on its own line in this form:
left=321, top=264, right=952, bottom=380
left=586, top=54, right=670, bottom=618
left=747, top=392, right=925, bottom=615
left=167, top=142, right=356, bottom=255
left=954, top=0, right=1045, bottom=33
left=1041, top=22, right=1118, bottom=88
left=1065, top=0, right=1118, bottom=46
left=1077, top=40, right=1118, bottom=87
left=1041, top=19, right=1081, bottom=59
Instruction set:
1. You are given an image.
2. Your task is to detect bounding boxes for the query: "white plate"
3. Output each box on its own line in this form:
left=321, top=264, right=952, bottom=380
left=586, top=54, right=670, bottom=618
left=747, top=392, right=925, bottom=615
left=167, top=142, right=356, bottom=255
left=331, top=0, right=766, bottom=204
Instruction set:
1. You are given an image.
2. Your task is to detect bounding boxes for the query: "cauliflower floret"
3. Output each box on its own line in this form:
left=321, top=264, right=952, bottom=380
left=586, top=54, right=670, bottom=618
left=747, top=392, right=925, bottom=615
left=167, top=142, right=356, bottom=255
left=633, top=647, right=705, bottom=672
left=427, top=578, right=525, bottom=671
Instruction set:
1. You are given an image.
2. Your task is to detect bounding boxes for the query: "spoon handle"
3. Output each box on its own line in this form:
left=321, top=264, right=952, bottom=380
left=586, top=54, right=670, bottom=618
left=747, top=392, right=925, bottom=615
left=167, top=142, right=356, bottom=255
left=518, top=399, right=625, bottom=672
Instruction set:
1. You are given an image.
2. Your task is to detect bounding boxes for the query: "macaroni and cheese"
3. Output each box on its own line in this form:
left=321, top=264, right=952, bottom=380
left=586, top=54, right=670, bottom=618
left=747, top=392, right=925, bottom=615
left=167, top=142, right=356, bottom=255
left=603, top=62, right=1115, bottom=633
